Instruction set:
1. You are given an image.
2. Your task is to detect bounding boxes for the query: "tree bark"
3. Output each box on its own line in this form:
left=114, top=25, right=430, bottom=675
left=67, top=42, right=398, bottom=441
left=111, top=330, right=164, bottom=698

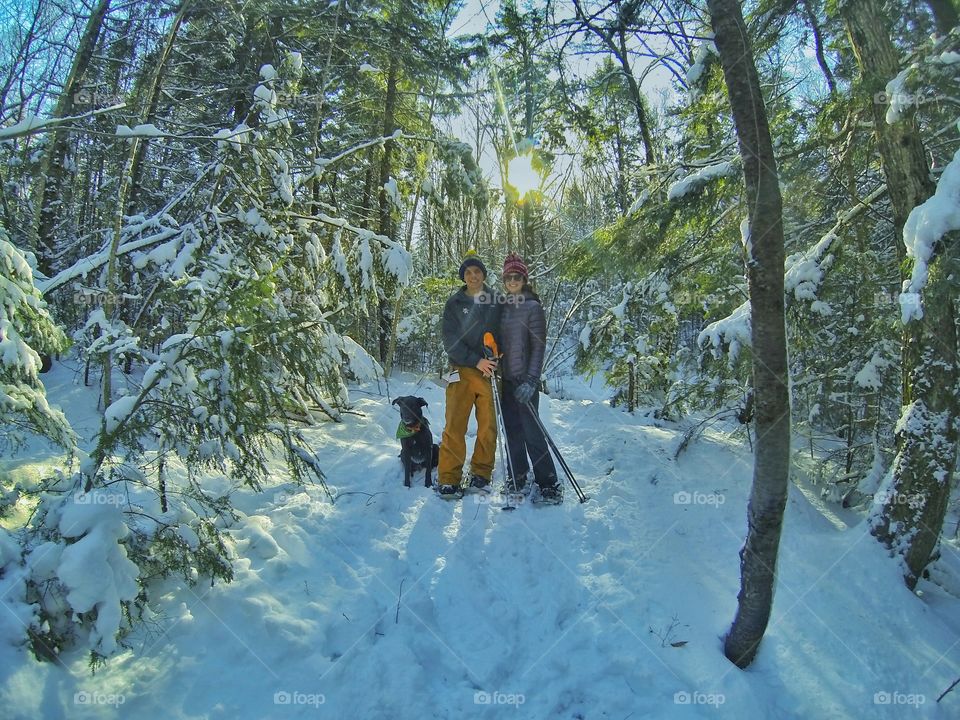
left=305, top=0, right=344, bottom=214
left=800, top=0, right=836, bottom=94
left=840, top=0, right=934, bottom=260
left=840, top=0, right=958, bottom=589
left=614, top=15, right=656, bottom=166
left=31, top=0, right=112, bottom=276
left=126, top=1, right=191, bottom=212
left=376, top=54, right=399, bottom=365
left=101, top=0, right=191, bottom=412
left=612, top=97, right=628, bottom=215
left=707, top=0, right=791, bottom=669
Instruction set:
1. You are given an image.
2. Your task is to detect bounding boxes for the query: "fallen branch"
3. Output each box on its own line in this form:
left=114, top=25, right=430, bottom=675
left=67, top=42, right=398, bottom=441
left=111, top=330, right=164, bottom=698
left=938, top=676, right=960, bottom=703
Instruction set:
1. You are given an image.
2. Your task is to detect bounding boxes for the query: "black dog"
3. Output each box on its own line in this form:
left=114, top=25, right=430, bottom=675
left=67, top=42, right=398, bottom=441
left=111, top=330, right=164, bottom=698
left=392, top=396, right=439, bottom=488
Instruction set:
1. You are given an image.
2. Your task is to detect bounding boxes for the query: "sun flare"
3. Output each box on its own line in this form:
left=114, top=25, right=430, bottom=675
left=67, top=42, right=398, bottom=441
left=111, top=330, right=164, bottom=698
left=507, top=154, right=540, bottom=197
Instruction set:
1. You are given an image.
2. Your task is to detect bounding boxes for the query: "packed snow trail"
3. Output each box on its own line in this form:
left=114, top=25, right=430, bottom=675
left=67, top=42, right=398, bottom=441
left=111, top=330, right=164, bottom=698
left=1, top=368, right=958, bottom=719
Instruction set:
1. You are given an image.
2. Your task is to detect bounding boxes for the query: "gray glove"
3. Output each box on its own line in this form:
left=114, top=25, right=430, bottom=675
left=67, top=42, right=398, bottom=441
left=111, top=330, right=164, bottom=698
left=514, top=378, right=537, bottom=405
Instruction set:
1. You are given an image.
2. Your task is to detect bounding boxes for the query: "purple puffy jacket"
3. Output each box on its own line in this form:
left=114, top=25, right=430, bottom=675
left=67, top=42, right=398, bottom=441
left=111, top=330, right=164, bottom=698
left=500, top=290, right=546, bottom=382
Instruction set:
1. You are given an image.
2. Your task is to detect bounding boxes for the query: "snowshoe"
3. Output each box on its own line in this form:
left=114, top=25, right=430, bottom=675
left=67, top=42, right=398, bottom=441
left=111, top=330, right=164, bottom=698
left=501, top=472, right=532, bottom=496
left=464, top=474, right=492, bottom=495
left=436, top=483, right=463, bottom=500
left=500, top=480, right=526, bottom=496
left=532, top=483, right=563, bottom=505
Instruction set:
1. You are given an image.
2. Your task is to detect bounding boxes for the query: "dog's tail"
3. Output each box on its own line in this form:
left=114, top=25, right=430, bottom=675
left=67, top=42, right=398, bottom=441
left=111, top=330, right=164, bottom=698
left=432, top=443, right=440, bottom=468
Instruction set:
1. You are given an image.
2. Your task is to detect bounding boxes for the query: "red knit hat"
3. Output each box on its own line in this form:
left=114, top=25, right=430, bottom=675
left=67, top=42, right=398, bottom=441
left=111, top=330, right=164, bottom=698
left=502, top=253, right=528, bottom=279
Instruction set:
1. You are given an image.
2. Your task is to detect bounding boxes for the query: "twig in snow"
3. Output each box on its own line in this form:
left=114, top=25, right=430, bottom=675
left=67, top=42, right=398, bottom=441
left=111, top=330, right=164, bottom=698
left=395, top=579, right=406, bottom=624
left=938, top=676, right=960, bottom=702
left=649, top=614, right=688, bottom=648
left=333, top=490, right=385, bottom=506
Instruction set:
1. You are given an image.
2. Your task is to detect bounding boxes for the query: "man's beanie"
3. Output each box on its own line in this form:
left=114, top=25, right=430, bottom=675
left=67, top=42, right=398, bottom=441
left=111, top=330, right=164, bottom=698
left=458, top=249, right=487, bottom=280
left=502, top=253, right=528, bottom=279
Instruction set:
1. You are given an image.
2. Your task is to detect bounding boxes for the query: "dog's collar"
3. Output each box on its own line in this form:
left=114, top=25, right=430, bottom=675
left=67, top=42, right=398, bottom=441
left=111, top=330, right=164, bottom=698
left=396, top=421, right=423, bottom=439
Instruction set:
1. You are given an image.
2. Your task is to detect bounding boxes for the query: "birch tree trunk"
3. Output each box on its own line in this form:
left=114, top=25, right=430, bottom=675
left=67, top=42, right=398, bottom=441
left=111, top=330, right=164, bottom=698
left=707, top=0, right=791, bottom=669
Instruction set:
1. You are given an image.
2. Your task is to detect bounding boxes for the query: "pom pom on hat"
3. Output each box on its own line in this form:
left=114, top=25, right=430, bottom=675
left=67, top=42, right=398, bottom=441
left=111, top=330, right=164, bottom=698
left=458, top=249, right=487, bottom=280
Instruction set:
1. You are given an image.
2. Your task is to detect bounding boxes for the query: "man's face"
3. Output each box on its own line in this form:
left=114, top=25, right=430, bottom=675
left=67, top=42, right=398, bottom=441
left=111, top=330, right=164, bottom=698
left=463, top=265, right=485, bottom=292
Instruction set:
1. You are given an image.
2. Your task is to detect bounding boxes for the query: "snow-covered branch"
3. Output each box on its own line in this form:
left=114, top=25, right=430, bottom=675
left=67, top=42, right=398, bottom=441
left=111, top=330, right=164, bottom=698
left=0, top=104, right=126, bottom=141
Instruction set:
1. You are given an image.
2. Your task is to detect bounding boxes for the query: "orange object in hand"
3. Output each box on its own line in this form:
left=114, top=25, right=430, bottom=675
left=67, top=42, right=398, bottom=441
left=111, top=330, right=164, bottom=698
left=483, top=332, right=499, bottom=358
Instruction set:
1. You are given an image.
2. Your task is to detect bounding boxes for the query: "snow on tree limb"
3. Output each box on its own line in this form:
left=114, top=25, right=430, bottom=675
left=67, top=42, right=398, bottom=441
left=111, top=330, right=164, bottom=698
left=698, top=299, right=751, bottom=361
left=38, top=226, right=181, bottom=296
left=667, top=160, right=737, bottom=201
left=702, top=185, right=888, bottom=354
left=0, top=104, right=126, bottom=141
left=900, top=146, right=960, bottom=323
left=0, top=232, right=74, bottom=448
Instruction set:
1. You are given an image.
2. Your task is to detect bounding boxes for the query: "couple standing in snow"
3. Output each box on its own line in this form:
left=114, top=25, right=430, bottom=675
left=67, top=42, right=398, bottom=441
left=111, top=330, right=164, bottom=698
left=436, top=250, right=560, bottom=503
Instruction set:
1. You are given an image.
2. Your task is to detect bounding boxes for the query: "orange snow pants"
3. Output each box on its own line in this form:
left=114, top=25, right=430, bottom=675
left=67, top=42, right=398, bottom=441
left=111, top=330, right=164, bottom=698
left=437, top=365, right=498, bottom=486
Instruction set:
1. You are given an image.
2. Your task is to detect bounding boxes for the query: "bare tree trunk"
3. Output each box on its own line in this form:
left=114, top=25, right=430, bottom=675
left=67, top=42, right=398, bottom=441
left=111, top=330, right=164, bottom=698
left=501, top=152, right=516, bottom=252
left=304, top=0, right=344, bottom=214
left=376, top=55, right=399, bottom=364
left=800, top=0, right=836, bottom=94
left=840, top=0, right=934, bottom=260
left=612, top=98, right=628, bottom=215
left=100, top=0, right=190, bottom=412
left=841, top=0, right=958, bottom=589
left=31, top=0, right=111, bottom=276
left=614, top=16, right=656, bottom=166
left=571, top=0, right=656, bottom=166
left=386, top=0, right=458, bottom=376
left=127, top=1, right=191, bottom=212
left=707, top=0, right=791, bottom=669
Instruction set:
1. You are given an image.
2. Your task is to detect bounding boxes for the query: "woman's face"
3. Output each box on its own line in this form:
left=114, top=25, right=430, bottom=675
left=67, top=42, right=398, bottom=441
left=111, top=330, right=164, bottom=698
left=503, top=273, right=525, bottom=293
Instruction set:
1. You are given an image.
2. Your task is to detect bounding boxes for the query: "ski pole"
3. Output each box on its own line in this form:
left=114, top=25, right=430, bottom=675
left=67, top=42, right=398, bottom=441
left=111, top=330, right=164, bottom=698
left=524, top=401, right=589, bottom=503
left=483, top=333, right=521, bottom=508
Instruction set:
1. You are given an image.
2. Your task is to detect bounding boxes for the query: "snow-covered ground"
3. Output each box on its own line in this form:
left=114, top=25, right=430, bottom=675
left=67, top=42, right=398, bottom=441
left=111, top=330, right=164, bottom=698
left=1, top=363, right=958, bottom=719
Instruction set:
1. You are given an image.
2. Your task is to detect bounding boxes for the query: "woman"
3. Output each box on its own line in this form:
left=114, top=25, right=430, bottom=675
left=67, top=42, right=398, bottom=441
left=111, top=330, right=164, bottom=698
left=498, top=253, right=561, bottom=503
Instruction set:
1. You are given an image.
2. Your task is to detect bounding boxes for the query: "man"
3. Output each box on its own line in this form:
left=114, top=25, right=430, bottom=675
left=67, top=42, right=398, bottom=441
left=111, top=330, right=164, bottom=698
left=437, top=251, right=502, bottom=499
